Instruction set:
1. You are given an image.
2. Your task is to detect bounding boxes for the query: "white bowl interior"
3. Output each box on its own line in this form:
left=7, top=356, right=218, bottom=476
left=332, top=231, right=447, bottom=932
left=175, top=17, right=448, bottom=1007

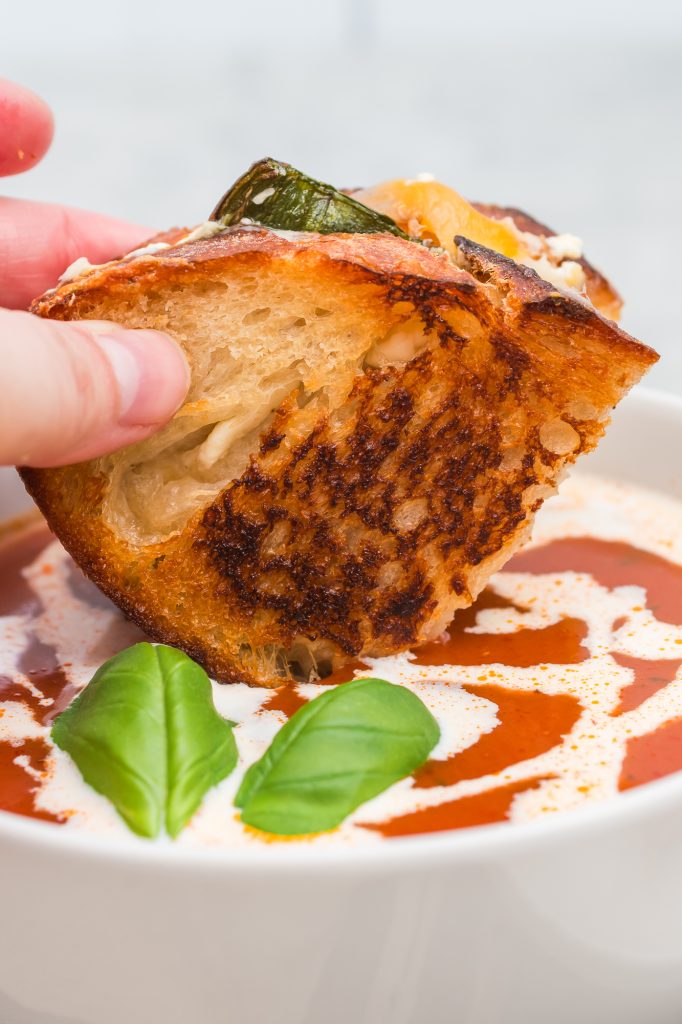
left=1, top=387, right=682, bottom=1024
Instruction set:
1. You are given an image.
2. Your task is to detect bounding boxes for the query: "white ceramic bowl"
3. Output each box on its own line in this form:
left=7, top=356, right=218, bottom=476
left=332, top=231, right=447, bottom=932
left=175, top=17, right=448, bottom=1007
left=1, top=388, right=682, bottom=1024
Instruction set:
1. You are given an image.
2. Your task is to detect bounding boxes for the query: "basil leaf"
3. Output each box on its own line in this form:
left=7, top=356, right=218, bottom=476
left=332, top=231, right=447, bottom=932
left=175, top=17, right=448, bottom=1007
left=235, top=677, right=439, bottom=835
left=210, top=158, right=412, bottom=239
left=52, top=643, right=237, bottom=839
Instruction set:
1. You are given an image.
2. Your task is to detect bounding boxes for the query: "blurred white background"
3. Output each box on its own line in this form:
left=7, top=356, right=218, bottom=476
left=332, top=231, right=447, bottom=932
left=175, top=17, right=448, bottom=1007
left=2, top=0, right=681, bottom=392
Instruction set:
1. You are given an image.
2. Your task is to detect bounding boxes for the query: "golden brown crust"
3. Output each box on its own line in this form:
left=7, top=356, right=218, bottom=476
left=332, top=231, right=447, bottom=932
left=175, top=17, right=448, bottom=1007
left=23, top=228, right=657, bottom=685
left=472, top=202, right=623, bottom=321
left=30, top=228, right=474, bottom=320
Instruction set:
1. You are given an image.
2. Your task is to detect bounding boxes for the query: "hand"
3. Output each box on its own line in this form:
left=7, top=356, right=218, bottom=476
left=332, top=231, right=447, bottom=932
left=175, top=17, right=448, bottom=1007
left=0, top=78, right=189, bottom=468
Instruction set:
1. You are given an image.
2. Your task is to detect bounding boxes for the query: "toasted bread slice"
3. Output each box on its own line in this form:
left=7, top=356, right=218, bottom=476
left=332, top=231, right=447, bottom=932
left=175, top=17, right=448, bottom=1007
left=22, top=227, right=656, bottom=685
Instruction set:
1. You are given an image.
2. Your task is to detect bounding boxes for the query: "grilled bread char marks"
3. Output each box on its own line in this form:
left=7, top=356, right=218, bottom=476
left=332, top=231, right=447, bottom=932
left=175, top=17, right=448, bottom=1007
left=24, top=228, right=656, bottom=686
left=195, top=237, right=652, bottom=681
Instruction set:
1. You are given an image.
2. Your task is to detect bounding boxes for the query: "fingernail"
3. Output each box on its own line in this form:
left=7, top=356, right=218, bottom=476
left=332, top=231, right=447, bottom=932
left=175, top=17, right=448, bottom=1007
left=93, top=330, right=190, bottom=427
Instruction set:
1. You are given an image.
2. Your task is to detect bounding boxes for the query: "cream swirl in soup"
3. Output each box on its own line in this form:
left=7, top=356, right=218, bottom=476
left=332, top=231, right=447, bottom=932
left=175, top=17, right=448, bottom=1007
left=1, top=473, right=682, bottom=847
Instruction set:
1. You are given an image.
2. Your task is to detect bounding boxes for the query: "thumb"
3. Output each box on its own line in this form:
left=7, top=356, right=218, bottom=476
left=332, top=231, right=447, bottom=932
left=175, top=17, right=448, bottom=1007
left=0, top=309, right=190, bottom=467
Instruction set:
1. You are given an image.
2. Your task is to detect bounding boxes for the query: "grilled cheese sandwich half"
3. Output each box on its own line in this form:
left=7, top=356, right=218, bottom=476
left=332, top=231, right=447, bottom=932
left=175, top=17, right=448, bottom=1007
left=22, top=162, right=655, bottom=685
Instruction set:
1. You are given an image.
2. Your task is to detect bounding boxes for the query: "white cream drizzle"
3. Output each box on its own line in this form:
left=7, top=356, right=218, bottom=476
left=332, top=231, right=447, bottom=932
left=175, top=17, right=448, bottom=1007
left=3, top=473, right=682, bottom=849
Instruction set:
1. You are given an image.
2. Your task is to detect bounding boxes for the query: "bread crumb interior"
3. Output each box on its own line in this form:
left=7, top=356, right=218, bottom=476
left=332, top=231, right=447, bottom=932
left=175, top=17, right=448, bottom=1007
left=95, top=267, right=427, bottom=546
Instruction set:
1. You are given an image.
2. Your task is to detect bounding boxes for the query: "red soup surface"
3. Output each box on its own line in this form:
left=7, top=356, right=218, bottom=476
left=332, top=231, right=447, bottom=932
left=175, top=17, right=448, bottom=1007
left=2, top=474, right=682, bottom=844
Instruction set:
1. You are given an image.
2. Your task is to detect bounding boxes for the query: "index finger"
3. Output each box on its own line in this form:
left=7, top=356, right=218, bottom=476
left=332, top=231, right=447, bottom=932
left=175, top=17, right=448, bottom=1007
left=0, top=197, right=154, bottom=309
left=0, top=78, right=54, bottom=177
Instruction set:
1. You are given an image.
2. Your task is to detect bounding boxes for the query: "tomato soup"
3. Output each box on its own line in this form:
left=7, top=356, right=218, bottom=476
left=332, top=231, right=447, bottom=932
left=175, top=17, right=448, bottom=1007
left=1, top=473, right=682, bottom=847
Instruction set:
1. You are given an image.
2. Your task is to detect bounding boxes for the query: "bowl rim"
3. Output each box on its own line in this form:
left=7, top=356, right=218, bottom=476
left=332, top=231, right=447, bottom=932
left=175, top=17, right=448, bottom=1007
left=1, top=384, right=681, bottom=877
left=1, top=750, right=682, bottom=876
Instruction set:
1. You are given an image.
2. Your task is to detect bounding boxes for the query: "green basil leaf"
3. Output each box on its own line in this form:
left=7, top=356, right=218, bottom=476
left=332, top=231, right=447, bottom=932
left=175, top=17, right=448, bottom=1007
left=210, top=158, right=412, bottom=239
left=235, top=677, right=439, bottom=835
left=52, top=643, right=237, bottom=839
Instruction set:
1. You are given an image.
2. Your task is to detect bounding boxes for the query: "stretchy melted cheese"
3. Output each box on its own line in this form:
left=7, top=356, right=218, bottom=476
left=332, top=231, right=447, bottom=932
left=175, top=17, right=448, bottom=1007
left=1, top=473, right=682, bottom=847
